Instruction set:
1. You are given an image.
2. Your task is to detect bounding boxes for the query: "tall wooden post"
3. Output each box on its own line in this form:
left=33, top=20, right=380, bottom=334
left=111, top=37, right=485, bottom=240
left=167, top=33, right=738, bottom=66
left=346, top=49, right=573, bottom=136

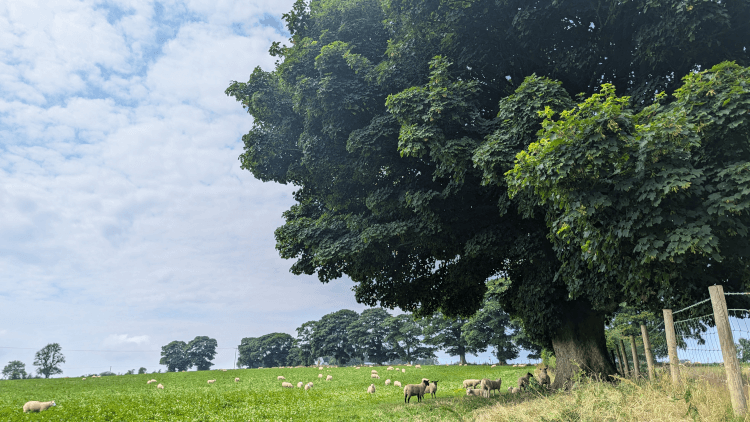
left=663, top=309, right=680, bottom=385
left=629, top=335, right=641, bottom=379
left=619, top=339, right=631, bottom=377
left=611, top=348, right=623, bottom=376
left=641, top=324, right=656, bottom=381
left=709, top=285, right=747, bottom=416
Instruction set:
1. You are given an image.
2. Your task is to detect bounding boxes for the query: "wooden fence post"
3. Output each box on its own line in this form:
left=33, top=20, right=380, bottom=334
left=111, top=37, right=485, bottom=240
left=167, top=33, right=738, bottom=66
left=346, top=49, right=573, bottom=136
left=619, top=339, right=631, bottom=377
left=629, top=335, right=641, bottom=379
left=614, top=345, right=625, bottom=376
left=610, top=349, right=621, bottom=376
left=641, top=324, right=656, bottom=381
left=709, top=285, right=747, bottom=417
left=663, top=309, right=680, bottom=385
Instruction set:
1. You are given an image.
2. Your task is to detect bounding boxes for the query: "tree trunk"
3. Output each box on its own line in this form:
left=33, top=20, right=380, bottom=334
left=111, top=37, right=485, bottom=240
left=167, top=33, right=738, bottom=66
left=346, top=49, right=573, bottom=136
left=459, top=353, right=467, bottom=365
left=551, top=301, right=618, bottom=390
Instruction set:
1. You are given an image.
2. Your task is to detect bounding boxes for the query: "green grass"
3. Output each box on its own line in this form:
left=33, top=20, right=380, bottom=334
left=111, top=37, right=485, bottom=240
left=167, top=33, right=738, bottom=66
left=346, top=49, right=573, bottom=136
left=0, top=365, right=534, bottom=421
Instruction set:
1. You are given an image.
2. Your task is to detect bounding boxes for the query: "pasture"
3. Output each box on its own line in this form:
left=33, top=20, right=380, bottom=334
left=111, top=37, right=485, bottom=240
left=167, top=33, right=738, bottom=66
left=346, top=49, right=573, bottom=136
left=0, top=365, right=534, bottom=421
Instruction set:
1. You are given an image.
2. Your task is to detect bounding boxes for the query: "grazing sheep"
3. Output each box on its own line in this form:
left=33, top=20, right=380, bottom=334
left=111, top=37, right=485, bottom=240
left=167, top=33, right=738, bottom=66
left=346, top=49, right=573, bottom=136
left=147, top=379, right=157, bottom=384
left=81, top=377, right=86, bottom=380
left=222, top=369, right=227, bottom=372
left=355, top=367, right=360, bottom=369
left=415, top=365, right=421, bottom=368
left=491, top=364, right=497, bottom=368
left=304, top=383, right=311, bottom=391
left=424, top=380, right=439, bottom=398
left=207, top=380, right=216, bottom=384
left=307, top=382, right=313, bottom=388
left=371, top=370, right=378, bottom=374
left=401, top=369, right=405, bottom=373
left=326, top=375, right=333, bottom=381
left=277, top=376, right=286, bottom=380
left=371, top=374, right=380, bottom=379
left=481, top=378, right=502, bottom=398
left=282, top=382, right=293, bottom=388
left=387, top=367, right=394, bottom=371
left=394, top=381, right=402, bottom=387
left=385, top=379, right=391, bottom=386
left=463, top=379, right=482, bottom=389
left=367, top=384, right=376, bottom=394
left=157, top=384, right=164, bottom=389
left=319, top=367, right=323, bottom=370
left=538, top=367, right=551, bottom=389
left=517, top=372, right=533, bottom=390
left=508, top=386, right=520, bottom=394
left=22, top=401, right=56, bottom=413
left=234, top=378, right=240, bottom=382
left=297, top=382, right=304, bottom=388
left=466, top=388, right=484, bottom=397
left=513, top=364, right=518, bottom=367
left=403, top=379, right=430, bottom=403
left=318, top=374, right=323, bottom=378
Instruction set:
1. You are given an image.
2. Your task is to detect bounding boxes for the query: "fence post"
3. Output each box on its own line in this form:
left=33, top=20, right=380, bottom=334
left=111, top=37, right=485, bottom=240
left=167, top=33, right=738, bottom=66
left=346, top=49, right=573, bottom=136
left=641, top=324, right=656, bottom=381
left=709, top=285, right=747, bottom=417
left=629, top=335, right=641, bottom=379
left=663, top=309, right=680, bottom=385
left=619, top=339, right=631, bottom=377
left=611, top=348, right=623, bottom=376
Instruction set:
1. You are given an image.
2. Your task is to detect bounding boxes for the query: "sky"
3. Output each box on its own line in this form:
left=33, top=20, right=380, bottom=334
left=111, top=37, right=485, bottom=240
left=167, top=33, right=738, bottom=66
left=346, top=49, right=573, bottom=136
left=0, top=0, right=527, bottom=377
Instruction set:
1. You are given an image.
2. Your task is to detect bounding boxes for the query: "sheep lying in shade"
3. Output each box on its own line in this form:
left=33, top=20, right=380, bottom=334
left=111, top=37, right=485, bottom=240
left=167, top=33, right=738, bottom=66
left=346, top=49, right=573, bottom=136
left=481, top=378, right=502, bottom=398
left=517, top=372, right=533, bottom=391
left=326, top=375, right=333, bottom=381
left=403, top=379, right=430, bottom=403
left=394, top=381, right=402, bottom=387
left=466, top=388, right=484, bottom=397
left=157, top=384, right=164, bottom=389
left=538, top=367, right=551, bottom=389
left=508, top=386, right=520, bottom=394
left=23, top=401, right=56, bottom=413
left=424, top=380, right=439, bottom=398
left=367, top=384, right=376, bottom=394
left=207, top=380, right=216, bottom=384
left=281, top=382, right=293, bottom=388
left=463, top=379, right=482, bottom=389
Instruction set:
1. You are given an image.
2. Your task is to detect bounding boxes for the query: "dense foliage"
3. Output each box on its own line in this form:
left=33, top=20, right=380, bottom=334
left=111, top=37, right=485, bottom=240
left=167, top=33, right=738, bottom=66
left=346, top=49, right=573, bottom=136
left=33, top=343, right=65, bottom=379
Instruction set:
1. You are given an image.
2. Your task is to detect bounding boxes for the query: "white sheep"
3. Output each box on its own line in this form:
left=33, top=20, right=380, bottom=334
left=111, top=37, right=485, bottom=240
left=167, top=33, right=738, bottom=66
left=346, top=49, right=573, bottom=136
left=463, top=379, right=482, bottom=389
left=326, top=375, right=333, bottom=381
left=318, top=374, right=323, bottom=378
left=481, top=378, right=502, bottom=398
left=387, top=367, right=394, bottom=371
left=277, top=376, right=286, bottom=380
left=415, top=364, right=421, bottom=368
left=319, top=366, right=323, bottom=370
left=222, top=369, right=227, bottom=372
left=371, top=369, right=378, bottom=374
left=394, top=381, right=402, bottom=387
left=508, top=386, right=520, bottom=394
left=304, top=383, right=312, bottom=391
left=491, top=364, right=497, bottom=368
left=403, top=379, right=429, bottom=403
left=367, top=384, right=376, bottom=394
left=22, top=401, right=56, bottom=413
left=207, top=380, right=216, bottom=384
left=81, top=377, right=86, bottom=380
left=385, top=379, right=391, bottom=386
left=281, top=382, right=293, bottom=388
left=401, top=368, right=405, bottom=373
left=424, top=380, right=439, bottom=398
left=297, top=382, right=304, bottom=388
left=234, top=377, right=240, bottom=382
left=157, top=384, right=164, bottom=389
left=147, top=379, right=157, bottom=384
left=466, top=388, right=484, bottom=397
left=307, top=382, right=313, bottom=388
left=371, top=374, right=380, bottom=379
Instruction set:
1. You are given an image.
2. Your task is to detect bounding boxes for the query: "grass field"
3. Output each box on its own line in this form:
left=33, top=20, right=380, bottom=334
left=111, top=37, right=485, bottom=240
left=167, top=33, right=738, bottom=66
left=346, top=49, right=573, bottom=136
left=0, top=364, right=535, bottom=421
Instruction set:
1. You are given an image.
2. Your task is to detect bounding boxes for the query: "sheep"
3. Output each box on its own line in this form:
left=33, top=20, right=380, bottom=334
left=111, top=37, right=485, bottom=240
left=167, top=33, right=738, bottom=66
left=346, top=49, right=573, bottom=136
left=517, top=372, right=533, bottom=391
left=463, top=379, right=482, bottom=389
left=355, top=367, right=360, bottom=369
left=277, top=376, right=286, bottom=380
left=318, top=374, right=323, bottom=378
left=157, top=384, right=164, bottom=389
left=326, top=375, right=333, bottom=381
left=481, top=378, right=502, bottom=398
left=401, top=368, right=405, bottom=373
left=394, top=381, right=402, bottom=387
left=22, top=401, right=56, bottom=413
left=385, top=379, right=391, bottom=386
left=282, top=382, right=293, bottom=388
left=466, top=388, right=484, bottom=397
left=304, top=383, right=312, bottom=391
left=319, top=366, right=323, bottom=370
left=307, top=382, right=314, bottom=388
left=207, top=380, right=216, bottom=384
left=147, top=379, right=157, bottom=384
left=371, top=370, right=378, bottom=374
left=403, top=379, right=430, bottom=403
left=508, top=386, right=520, bottom=394
left=371, top=374, right=380, bottom=379
left=424, top=380, right=439, bottom=398
left=234, top=377, right=240, bottom=382
left=387, top=366, right=394, bottom=371
left=415, top=364, right=421, bottom=368
left=222, top=369, right=227, bottom=372
left=297, top=382, right=304, bottom=388
left=491, top=364, right=497, bottom=368
left=81, top=377, right=86, bottom=380
left=538, top=367, right=551, bottom=389
left=367, top=384, right=376, bottom=394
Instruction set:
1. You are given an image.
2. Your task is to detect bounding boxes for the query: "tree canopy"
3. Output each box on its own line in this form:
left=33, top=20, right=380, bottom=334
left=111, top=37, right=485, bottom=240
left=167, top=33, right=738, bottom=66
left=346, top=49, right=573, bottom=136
left=186, top=336, right=218, bottom=371
left=2, top=360, right=28, bottom=380
left=228, top=0, right=750, bottom=387
left=33, top=343, right=65, bottom=379
left=159, top=341, right=191, bottom=372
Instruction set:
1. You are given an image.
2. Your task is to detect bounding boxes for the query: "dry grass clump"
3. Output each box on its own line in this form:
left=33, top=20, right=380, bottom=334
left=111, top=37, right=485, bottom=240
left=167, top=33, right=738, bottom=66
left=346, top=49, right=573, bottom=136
left=473, top=372, right=742, bottom=422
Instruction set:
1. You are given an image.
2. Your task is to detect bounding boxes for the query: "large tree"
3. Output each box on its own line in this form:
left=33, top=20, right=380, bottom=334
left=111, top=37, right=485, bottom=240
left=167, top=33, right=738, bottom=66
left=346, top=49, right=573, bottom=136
left=34, top=343, right=65, bottom=378
left=238, top=333, right=295, bottom=368
left=383, top=314, right=436, bottom=363
left=347, top=308, right=396, bottom=364
left=311, top=310, right=359, bottom=365
left=227, top=0, right=750, bottom=387
left=421, top=313, right=479, bottom=365
left=295, top=320, right=317, bottom=366
left=2, top=360, right=28, bottom=380
left=186, top=336, right=218, bottom=370
left=159, top=341, right=191, bottom=372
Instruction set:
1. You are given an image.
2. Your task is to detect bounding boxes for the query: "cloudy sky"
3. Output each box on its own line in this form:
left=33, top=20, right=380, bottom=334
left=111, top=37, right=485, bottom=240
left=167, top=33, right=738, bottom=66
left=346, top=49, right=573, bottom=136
left=0, top=0, right=512, bottom=376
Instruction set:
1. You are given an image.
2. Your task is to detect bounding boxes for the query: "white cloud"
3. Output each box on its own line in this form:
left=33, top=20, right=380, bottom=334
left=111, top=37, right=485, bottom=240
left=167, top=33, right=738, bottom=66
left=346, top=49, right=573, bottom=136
left=103, top=334, right=150, bottom=346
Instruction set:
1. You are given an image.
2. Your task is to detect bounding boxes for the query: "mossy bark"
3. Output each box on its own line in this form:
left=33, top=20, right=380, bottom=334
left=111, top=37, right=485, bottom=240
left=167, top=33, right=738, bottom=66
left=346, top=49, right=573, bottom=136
left=550, top=300, right=617, bottom=390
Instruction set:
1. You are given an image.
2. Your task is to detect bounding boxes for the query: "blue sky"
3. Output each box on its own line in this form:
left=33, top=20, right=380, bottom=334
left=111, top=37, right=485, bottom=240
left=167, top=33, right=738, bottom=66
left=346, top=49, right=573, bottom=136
left=0, top=0, right=531, bottom=376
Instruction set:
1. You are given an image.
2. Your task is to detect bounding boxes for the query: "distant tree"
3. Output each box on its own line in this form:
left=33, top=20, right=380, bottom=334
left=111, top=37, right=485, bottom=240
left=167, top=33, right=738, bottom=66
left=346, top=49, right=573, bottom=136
left=125, top=369, right=135, bottom=375
left=33, top=343, right=65, bottom=378
left=312, top=310, right=359, bottom=365
left=2, top=360, right=27, bottom=380
left=463, top=281, right=521, bottom=365
left=295, top=321, right=317, bottom=366
left=238, top=333, right=295, bottom=368
left=186, top=336, right=218, bottom=370
left=138, top=367, right=147, bottom=374
left=99, top=371, right=116, bottom=377
left=347, top=308, right=396, bottom=365
left=737, top=339, right=750, bottom=363
left=237, top=337, right=261, bottom=368
left=383, top=314, right=436, bottom=363
left=286, top=346, right=305, bottom=366
left=159, top=341, right=191, bottom=372
left=606, top=305, right=669, bottom=359
left=422, top=314, right=479, bottom=365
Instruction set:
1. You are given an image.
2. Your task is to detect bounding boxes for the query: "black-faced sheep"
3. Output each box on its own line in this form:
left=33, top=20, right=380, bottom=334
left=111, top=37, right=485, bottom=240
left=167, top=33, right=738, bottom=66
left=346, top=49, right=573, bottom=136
left=367, top=384, right=376, bottom=394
